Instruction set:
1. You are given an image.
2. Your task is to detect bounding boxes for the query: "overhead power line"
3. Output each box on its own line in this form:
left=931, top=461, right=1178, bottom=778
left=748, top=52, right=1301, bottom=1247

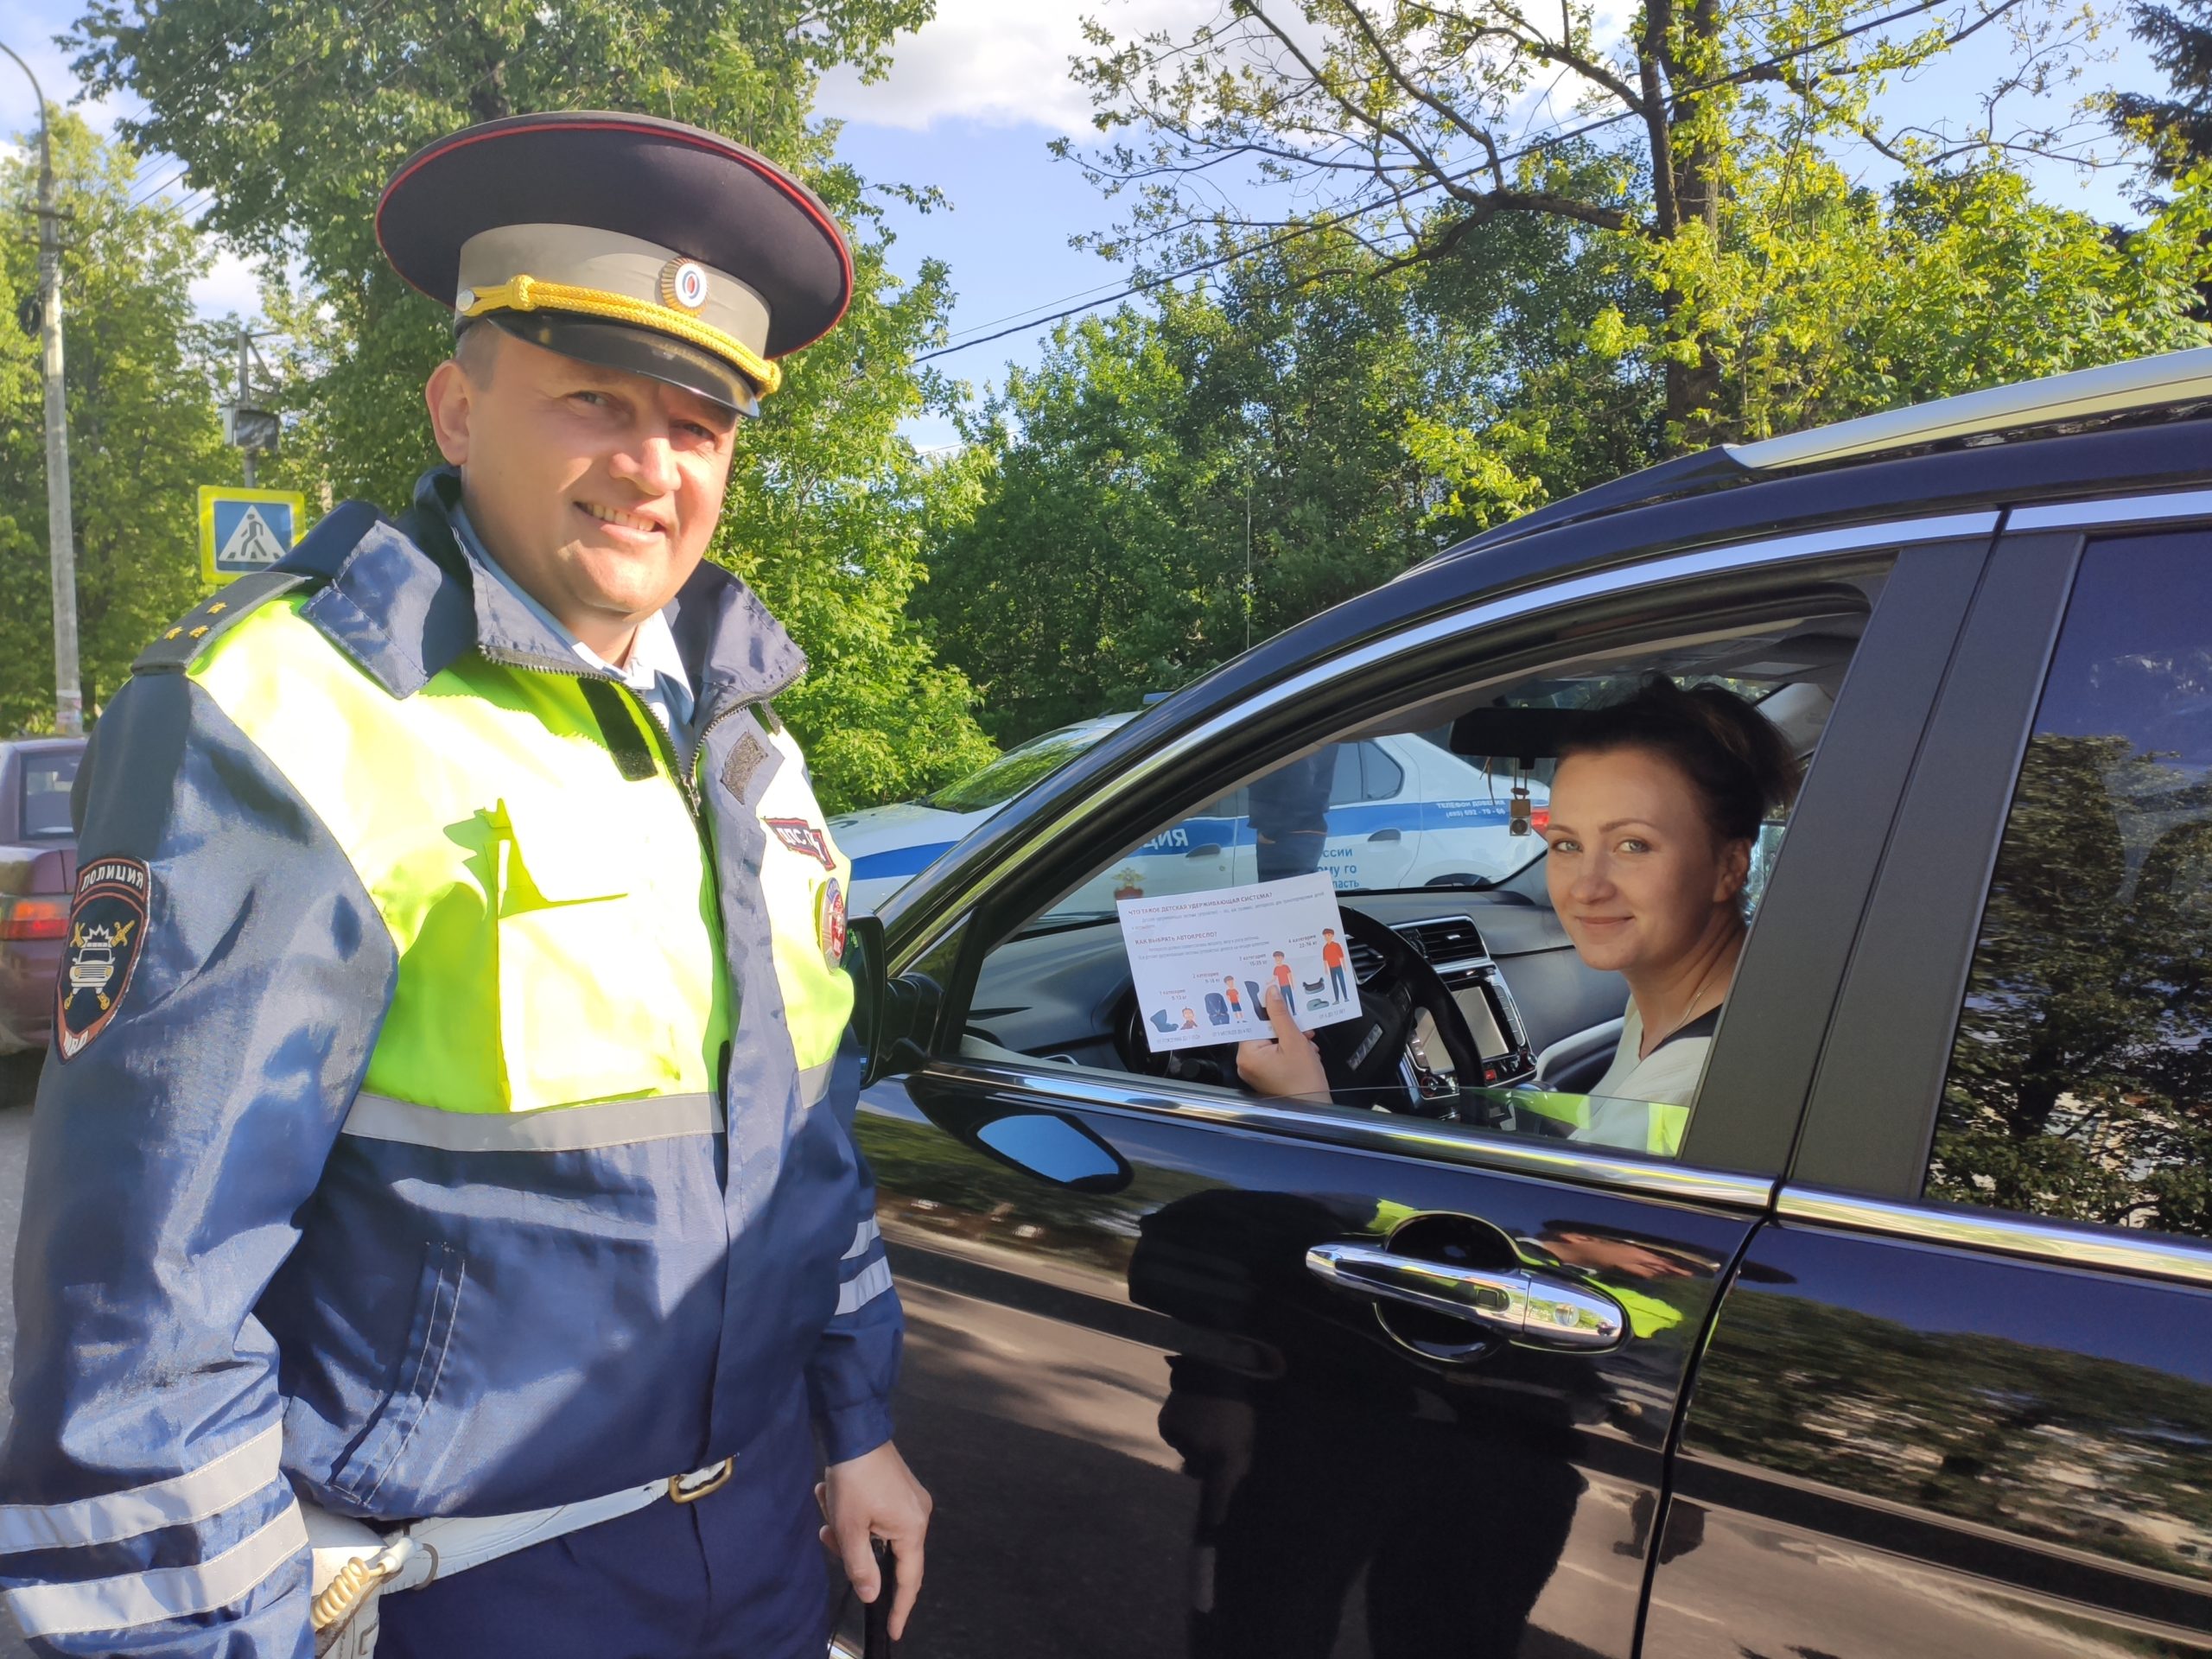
left=915, top=0, right=1959, bottom=365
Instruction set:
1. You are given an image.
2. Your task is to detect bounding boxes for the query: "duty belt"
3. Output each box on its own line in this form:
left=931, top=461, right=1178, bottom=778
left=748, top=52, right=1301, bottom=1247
left=306, top=1457, right=734, bottom=1655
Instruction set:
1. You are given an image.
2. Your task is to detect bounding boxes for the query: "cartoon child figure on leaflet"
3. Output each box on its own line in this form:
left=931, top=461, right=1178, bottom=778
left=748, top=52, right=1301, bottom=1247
left=1322, top=927, right=1349, bottom=1003
left=1272, top=951, right=1294, bottom=1008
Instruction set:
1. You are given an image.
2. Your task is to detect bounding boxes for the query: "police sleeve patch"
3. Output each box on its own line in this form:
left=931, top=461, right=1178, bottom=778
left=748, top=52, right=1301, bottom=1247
left=56, top=856, right=152, bottom=1060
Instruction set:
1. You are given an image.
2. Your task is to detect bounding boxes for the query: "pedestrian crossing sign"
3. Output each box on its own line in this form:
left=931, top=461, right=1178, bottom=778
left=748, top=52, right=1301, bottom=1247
left=199, top=486, right=308, bottom=584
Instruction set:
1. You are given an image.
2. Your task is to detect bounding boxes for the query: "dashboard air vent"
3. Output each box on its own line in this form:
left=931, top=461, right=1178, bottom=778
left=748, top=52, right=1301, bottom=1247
left=1401, top=917, right=1485, bottom=963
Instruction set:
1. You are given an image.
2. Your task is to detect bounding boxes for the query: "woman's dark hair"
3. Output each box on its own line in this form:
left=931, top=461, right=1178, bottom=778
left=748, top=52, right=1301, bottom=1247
left=1556, top=677, right=1802, bottom=843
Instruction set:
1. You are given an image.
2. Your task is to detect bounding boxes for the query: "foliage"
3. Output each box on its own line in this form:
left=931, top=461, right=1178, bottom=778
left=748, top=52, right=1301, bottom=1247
left=0, top=114, right=227, bottom=731
left=2113, top=0, right=2212, bottom=179
left=917, top=237, right=1496, bottom=747
left=920, top=149, right=2212, bottom=750
left=1059, top=0, right=2105, bottom=445
left=1541, top=155, right=2212, bottom=458
left=715, top=247, right=1000, bottom=807
left=67, top=0, right=993, bottom=810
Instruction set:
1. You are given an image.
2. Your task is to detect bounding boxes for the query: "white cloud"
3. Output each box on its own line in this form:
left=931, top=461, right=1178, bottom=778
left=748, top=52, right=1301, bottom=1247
left=189, top=246, right=263, bottom=320
left=0, top=20, right=138, bottom=145
left=818, top=0, right=1646, bottom=164
left=818, top=0, right=1192, bottom=133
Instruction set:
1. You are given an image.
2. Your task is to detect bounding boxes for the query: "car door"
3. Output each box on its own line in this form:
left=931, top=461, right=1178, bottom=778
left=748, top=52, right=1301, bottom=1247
left=1317, top=741, right=1421, bottom=890
left=1645, top=519, right=2212, bottom=1657
left=845, top=525, right=1998, bottom=1659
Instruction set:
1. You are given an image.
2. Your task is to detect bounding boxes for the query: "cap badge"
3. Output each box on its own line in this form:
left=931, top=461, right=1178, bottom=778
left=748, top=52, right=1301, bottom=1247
left=659, top=258, right=711, bottom=312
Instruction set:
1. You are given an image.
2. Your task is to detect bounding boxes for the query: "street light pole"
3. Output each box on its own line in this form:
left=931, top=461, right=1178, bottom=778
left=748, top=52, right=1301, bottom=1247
left=236, top=325, right=255, bottom=487
left=2, top=44, right=82, bottom=735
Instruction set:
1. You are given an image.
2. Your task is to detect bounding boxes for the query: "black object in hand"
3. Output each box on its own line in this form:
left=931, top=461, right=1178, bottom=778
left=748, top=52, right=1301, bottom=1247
left=863, top=1537, right=899, bottom=1659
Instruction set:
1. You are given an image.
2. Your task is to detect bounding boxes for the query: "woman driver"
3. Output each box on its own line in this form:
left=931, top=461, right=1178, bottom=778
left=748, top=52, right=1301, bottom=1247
left=1238, top=678, right=1799, bottom=1134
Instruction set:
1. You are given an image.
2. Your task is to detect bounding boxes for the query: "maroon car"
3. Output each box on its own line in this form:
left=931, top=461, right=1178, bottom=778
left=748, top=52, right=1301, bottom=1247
left=0, top=737, right=85, bottom=1071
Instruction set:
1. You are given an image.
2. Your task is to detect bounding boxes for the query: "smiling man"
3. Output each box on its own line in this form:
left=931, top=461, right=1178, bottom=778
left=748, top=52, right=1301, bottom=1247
left=0, top=114, right=927, bottom=1659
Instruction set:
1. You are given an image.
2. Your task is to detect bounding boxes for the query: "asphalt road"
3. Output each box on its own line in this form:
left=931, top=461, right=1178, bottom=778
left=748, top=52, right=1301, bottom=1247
left=0, top=1079, right=36, bottom=1659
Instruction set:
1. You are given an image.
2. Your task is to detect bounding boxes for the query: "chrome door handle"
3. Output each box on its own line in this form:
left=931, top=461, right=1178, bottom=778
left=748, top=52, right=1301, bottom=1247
left=1305, top=1243, right=1625, bottom=1351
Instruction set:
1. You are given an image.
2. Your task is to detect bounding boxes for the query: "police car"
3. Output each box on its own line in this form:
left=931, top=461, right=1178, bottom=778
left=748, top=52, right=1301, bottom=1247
left=835, top=719, right=1548, bottom=911
left=831, top=715, right=1134, bottom=908
left=837, top=350, right=2212, bottom=1659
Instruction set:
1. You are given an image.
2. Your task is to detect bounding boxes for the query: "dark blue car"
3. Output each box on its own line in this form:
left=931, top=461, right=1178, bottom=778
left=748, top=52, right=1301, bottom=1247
left=835, top=353, right=2212, bottom=1659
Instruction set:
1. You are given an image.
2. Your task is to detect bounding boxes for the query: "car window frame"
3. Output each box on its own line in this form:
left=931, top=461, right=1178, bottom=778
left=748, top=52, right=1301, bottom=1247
left=878, top=515, right=2001, bottom=1199
left=19, top=747, right=80, bottom=840
left=1786, top=518, right=2212, bottom=1290
left=1789, top=528, right=2085, bottom=1197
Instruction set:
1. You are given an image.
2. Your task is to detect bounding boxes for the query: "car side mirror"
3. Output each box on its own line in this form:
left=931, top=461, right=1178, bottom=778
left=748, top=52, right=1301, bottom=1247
left=846, top=912, right=938, bottom=1087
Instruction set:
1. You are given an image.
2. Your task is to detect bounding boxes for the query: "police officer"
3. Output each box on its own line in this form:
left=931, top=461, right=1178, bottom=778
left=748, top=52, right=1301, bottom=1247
left=0, top=112, right=930, bottom=1658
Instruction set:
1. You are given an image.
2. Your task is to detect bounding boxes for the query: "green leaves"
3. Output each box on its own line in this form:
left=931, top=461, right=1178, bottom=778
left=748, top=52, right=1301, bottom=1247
left=0, top=115, right=229, bottom=728
left=916, top=236, right=1502, bottom=748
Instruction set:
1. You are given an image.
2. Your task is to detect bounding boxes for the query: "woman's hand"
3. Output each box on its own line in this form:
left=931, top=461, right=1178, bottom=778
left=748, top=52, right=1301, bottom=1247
left=1236, top=987, right=1330, bottom=1102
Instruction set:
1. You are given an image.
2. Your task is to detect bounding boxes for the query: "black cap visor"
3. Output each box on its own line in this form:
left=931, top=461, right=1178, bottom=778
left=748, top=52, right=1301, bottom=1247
left=470, top=311, right=761, bottom=418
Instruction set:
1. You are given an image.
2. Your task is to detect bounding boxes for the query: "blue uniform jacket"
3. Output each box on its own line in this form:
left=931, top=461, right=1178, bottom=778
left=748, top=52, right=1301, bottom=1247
left=0, top=471, right=902, bottom=1657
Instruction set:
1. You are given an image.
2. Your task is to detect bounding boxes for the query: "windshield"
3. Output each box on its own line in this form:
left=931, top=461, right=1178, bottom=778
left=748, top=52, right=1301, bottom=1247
left=925, top=719, right=1126, bottom=813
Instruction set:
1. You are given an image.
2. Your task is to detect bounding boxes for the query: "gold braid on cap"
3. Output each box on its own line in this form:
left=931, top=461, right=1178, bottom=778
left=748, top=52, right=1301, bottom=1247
left=461, top=275, right=781, bottom=397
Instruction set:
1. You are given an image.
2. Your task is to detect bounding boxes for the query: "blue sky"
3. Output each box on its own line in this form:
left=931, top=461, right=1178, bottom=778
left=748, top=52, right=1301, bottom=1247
left=0, top=0, right=2173, bottom=453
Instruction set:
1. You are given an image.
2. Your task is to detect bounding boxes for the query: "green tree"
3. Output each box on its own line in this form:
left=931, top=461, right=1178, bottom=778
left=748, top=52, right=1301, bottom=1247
left=1406, top=156, right=2212, bottom=516
left=916, top=309, right=1192, bottom=745
left=1061, top=0, right=2097, bottom=445
left=920, top=235, right=1493, bottom=747
left=2113, top=0, right=2212, bottom=179
left=0, top=112, right=228, bottom=730
left=69, top=0, right=993, bottom=809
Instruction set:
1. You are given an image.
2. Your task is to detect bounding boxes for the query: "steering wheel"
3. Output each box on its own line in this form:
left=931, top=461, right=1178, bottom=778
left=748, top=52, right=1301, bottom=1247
left=1114, top=905, right=1491, bottom=1119
left=1308, top=906, right=1490, bottom=1118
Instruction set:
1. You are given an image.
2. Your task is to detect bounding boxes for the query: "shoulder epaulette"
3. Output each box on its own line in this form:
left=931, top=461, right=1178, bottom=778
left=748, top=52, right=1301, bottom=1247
left=132, top=569, right=321, bottom=676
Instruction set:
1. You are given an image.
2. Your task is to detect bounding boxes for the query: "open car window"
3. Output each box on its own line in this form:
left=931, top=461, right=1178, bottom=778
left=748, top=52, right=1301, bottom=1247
left=957, top=588, right=1881, bottom=1161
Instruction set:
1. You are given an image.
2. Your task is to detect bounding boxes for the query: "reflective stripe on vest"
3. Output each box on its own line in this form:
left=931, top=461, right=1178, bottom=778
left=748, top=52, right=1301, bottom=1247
left=190, top=599, right=757, bottom=1116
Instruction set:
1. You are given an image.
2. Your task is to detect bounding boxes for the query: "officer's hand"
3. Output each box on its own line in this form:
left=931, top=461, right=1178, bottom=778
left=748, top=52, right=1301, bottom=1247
left=817, top=1440, right=932, bottom=1640
left=1236, top=987, right=1329, bottom=1102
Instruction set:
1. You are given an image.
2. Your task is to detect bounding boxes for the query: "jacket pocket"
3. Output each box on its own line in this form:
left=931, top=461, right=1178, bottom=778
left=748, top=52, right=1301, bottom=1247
left=489, top=795, right=702, bottom=1109
left=331, top=1241, right=467, bottom=1509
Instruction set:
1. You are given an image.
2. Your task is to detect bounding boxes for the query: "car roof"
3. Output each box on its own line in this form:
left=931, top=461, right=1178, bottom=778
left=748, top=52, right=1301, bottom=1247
left=1427, top=346, right=2212, bottom=564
